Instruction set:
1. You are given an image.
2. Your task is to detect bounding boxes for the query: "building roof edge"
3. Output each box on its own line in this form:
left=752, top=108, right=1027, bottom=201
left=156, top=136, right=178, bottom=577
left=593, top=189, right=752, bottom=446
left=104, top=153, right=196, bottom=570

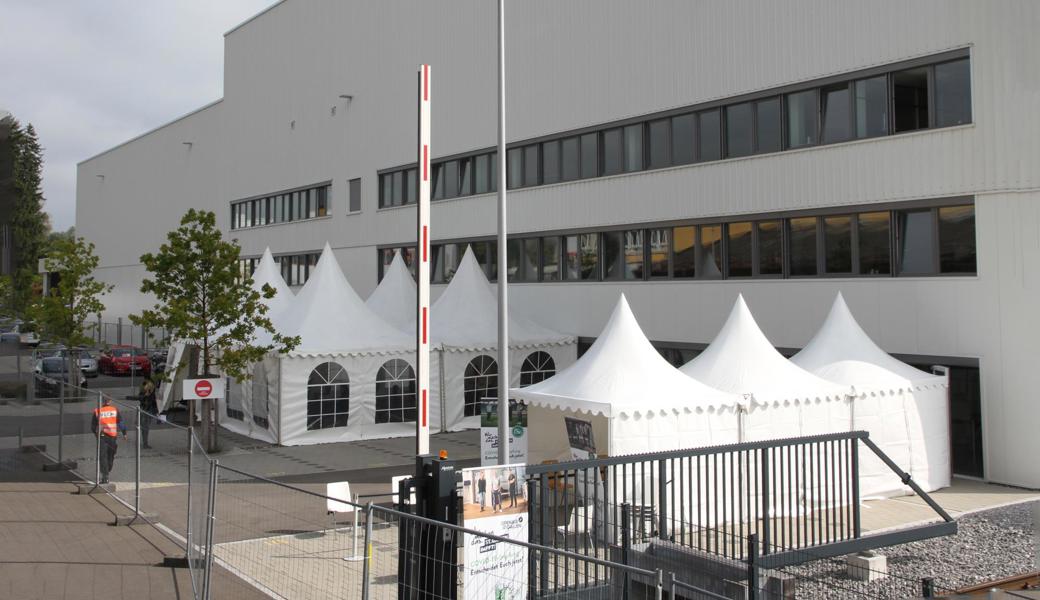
left=77, top=98, right=223, bottom=166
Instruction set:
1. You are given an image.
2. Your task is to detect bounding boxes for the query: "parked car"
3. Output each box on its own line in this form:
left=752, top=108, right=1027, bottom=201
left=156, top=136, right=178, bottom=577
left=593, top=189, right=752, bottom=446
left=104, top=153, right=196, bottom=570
left=99, top=345, right=151, bottom=376
left=34, top=357, right=88, bottom=398
left=77, top=349, right=99, bottom=378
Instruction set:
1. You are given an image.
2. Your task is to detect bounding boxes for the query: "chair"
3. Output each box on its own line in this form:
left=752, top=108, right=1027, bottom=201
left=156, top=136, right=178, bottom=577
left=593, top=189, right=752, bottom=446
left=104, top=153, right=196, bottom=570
left=556, top=504, right=595, bottom=549
left=326, top=481, right=354, bottom=531
left=390, top=475, right=416, bottom=507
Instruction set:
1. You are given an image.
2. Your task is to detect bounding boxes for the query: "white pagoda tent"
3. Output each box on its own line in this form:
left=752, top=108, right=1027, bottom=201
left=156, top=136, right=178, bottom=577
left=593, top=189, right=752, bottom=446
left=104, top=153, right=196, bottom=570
left=513, top=294, right=743, bottom=463
left=680, top=295, right=853, bottom=441
left=432, top=246, right=577, bottom=431
left=792, top=293, right=950, bottom=494
left=365, top=251, right=416, bottom=334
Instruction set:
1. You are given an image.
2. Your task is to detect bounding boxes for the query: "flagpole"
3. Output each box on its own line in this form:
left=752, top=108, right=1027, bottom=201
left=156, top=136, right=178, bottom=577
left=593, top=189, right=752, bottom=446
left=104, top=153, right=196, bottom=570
left=495, top=0, right=510, bottom=465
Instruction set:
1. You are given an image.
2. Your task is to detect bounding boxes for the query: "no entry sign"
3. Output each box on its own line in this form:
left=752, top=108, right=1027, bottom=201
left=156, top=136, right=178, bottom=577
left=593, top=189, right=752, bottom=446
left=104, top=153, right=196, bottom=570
left=183, top=378, right=225, bottom=401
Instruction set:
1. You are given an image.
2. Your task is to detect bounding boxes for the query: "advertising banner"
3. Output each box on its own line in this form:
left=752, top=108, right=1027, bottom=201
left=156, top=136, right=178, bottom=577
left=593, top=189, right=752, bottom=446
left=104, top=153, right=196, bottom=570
left=461, top=464, right=529, bottom=599
left=564, top=417, right=607, bottom=543
left=480, top=398, right=528, bottom=466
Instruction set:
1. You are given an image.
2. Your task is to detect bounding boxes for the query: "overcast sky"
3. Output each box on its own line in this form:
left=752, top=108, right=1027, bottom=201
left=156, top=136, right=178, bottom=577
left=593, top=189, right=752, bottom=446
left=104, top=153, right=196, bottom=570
left=0, top=0, right=274, bottom=231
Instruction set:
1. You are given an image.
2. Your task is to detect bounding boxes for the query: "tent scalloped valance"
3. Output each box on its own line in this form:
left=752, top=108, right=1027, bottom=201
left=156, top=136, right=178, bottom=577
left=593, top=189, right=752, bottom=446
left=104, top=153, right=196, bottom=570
left=519, top=394, right=741, bottom=419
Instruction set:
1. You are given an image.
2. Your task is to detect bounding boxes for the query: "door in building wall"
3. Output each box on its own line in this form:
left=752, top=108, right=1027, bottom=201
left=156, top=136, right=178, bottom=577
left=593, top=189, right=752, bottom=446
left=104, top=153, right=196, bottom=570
left=948, top=366, right=983, bottom=478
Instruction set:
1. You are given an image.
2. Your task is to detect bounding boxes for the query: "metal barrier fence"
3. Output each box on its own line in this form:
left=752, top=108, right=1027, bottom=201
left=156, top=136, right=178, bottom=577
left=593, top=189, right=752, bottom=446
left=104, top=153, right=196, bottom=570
left=93, top=319, right=169, bottom=350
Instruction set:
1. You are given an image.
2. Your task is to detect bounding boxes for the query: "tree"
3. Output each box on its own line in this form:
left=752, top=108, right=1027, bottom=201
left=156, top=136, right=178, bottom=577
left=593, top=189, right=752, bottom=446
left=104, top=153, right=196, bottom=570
left=8, top=122, right=48, bottom=316
left=30, top=236, right=111, bottom=387
left=132, top=209, right=298, bottom=451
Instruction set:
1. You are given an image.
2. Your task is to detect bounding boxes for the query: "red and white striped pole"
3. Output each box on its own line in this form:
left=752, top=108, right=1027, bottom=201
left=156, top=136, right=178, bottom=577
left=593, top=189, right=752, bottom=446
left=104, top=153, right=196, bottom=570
left=416, top=64, right=431, bottom=456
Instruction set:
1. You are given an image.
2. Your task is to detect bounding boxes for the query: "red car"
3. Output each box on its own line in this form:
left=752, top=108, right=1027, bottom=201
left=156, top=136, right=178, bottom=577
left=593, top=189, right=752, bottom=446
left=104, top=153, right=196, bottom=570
left=99, top=345, right=152, bottom=376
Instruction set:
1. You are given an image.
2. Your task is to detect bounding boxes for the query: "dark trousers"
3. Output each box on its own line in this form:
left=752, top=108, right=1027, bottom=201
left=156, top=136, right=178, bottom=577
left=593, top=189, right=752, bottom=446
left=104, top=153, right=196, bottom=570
left=100, top=436, right=118, bottom=480
left=509, top=484, right=517, bottom=507
left=140, top=414, right=151, bottom=447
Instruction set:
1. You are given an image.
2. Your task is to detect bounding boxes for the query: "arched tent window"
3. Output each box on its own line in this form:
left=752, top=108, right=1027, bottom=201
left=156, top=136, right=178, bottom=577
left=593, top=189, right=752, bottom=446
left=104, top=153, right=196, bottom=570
left=307, top=362, right=350, bottom=430
left=376, top=359, right=417, bottom=424
left=520, top=351, right=556, bottom=387
left=251, top=363, right=269, bottom=428
left=464, top=355, right=498, bottom=417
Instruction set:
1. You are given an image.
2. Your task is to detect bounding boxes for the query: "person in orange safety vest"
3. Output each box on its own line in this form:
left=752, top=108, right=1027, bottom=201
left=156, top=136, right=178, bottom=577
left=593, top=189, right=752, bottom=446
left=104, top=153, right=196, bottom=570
left=91, top=396, right=127, bottom=484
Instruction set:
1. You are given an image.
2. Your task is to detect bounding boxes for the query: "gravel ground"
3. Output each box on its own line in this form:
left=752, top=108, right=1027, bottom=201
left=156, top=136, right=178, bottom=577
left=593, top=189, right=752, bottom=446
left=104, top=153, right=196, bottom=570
left=781, top=500, right=1038, bottom=599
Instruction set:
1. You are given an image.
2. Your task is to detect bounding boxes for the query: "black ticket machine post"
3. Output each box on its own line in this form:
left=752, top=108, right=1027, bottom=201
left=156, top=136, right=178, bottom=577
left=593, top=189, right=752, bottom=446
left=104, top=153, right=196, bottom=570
left=397, top=452, right=458, bottom=600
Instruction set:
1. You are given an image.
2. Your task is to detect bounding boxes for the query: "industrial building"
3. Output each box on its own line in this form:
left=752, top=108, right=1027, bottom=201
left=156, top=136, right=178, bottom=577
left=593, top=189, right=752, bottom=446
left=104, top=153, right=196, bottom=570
left=77, top=1, right=1040, bottom=488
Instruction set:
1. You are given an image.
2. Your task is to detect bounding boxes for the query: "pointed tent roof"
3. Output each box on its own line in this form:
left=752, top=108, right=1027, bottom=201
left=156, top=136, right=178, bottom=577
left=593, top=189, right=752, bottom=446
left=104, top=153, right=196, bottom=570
left=791, top=293, right=945, bottom=391
left=432, top=245, right=574, bottom=349
left=680, top=295, right=849, bottom=404
left=512, top=295, right=740, bottom=417
left=279, top=243, right=412, bottom=354
left=252, top=248, right=294, bottom=317
left=365, top=251, right=416, bottom=334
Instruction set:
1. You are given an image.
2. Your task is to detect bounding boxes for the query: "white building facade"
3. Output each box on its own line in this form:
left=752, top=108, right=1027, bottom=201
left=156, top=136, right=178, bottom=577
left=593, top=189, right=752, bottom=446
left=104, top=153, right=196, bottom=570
left=77, top=1, right=1040, bottom=488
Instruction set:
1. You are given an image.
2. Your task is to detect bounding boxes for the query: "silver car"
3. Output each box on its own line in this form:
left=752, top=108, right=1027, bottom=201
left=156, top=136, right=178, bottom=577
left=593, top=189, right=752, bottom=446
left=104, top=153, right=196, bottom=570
left=77, top=350, right=99, bottom=378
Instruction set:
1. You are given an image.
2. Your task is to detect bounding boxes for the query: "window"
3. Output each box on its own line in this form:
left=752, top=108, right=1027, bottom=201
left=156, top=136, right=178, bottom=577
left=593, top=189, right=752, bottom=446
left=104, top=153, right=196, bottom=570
left=897, top=209, right=936, bottom=274
left=580, top=133, right=599, bottom=179
left=725, top=103, right=753, bottom=158
left=698, top=225, right=723, bottom=278
left=821, top=83, right=851, bottom=143
left=671, top=114, right=695, bottom=165
left=316, top=186, right=328, bottom=217
left=935, top=59, right=971, bottom=127
left=438, top=243, right=461, bottom=283
left=519, top=351, right=555, bottom=387
left=490, top=151, right=498, bottom=192
left=349, top=178, right=361, bottom=212
left=542, top=140, right=560, bottom=184
left=542, top=236, right=560, bottom=281
left=823, top=215, right=853, bottom=273
left=893, top=67, right=929, bottom=132
left=405, top=168, right=417, bottom=204
left=697, top=109, right=722, bottom=161
left=561, top=137, right=580, bottom=181
left=938, top=205, right=976, bottom=273
left=306, top=362, right=350, bottom=430
left=727, top=222, right=752, bottom=277
left=251, top=363, right=270, bottom=428
left=623, top=124, right=643, bottom=172
left=673, top=226, right=696, bottom=278
left=755, top=98, right=782, bottom=153
left=603, top=128, right=623, bottom=175
left=563, top=235, right=580, bottom=280
left=459, top=157, right=473, bottom=196
left=756, top=220, right=783, bottom=276
left=443, top=160, right=459, bottom=199
left=475, top=154, right=490, bottom=194
left=858, top=212, right=891, bottom=275
left=523, top=145, right=540, bottom=187
left=789, top=217, right=818, bottom=276
left=463, top=355, right=497, bottom=417
left=855, top=76, right=888, bottom=138
left=375, top=359, right=417, bottom=424
left=648, top=228, right=670, bottom=277
left=602, top=231, right=624, bottom=280
left=391, top=171, right=404, bottom=206
left=523, top=238, right=541, bottom=281
left=648, top=119, right=671, bottom=169
left=507, top=148, right=523, bottom=189
left=624, top=230, right=644, bottom=280
left=786, top=89, right=818, bottom=148
left=432, top=163, right=444, bottom=200
left=580, top=233, right=600, bottom=280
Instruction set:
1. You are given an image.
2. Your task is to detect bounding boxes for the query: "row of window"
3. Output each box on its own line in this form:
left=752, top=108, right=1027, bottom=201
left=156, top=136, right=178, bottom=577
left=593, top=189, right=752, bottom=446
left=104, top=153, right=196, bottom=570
left=378, top=202, right=976, bottom=284
left=238, top=251, right=322, bottom=287
left=378, top=55, right=970, bottom=208
left=231, top=184, right=332, bottom=230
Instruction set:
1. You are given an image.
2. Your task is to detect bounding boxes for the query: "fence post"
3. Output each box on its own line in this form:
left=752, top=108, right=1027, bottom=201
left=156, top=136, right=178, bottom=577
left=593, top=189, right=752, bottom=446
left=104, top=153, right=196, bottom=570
left=94, top=392, right=102, bottom=486
left=185, top=428, right=193, bottom=555
left=117, top=317, right=122, bottom=345
left=57, top=380, right=65, bottom=464
left=921, top=577, right=935, bottom=597
left=97, top=315, right=102, bottom=344
left=851, top=439, right=861, bottom=537
left=362, top=502, right=374, bottom=600
left=668, top=572, right=676, bottom=600
left=134, top=407, right=141, bottom=517
left=748, top=533, right=759, bottom=600
left=760, top=447, right=771, bottom=555
left=202, top=459, right=219, bottom=600
left=657, top=460, right=668, bottom=540
left=654, top=569, right=664, bottom=600
left=621, top=502, right=631, bottom=600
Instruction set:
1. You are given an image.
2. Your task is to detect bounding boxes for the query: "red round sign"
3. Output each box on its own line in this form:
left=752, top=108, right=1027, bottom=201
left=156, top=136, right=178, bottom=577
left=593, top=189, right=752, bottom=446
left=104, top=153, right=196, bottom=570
left=194, top=380, right=213, bottom=398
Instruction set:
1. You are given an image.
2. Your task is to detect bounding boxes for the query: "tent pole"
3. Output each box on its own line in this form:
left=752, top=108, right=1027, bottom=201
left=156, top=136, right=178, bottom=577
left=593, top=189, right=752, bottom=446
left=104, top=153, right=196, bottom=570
left=495, top=0, right=510, bottom=466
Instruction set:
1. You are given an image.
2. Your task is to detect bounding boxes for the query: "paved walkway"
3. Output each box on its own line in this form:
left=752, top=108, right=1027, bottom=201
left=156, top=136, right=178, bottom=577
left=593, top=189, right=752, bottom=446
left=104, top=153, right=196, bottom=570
left=0, top=449, right=264, bottom=600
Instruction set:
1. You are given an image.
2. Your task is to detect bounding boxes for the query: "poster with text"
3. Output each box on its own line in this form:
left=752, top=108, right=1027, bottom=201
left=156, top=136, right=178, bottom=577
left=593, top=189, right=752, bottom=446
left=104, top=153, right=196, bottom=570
left=480, top=398, right=528, bottom=466
left=461, top=464, right=529, bottom=599
left=564, top=417, right=608, bottom=543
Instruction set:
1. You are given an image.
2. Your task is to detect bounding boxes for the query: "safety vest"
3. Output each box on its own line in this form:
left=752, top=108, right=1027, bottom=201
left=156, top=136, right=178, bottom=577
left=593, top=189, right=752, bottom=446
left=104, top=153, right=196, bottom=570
left=95, top=405, right=119, bottom=438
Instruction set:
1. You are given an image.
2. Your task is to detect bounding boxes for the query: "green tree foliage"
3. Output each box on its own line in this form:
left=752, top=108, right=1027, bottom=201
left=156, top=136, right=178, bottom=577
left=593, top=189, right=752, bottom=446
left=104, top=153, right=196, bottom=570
left=9, top=122, right=48, bottom=316
left=30, top=236, right=111, bottom=385
left=132, top=209, right=298, bottom=382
